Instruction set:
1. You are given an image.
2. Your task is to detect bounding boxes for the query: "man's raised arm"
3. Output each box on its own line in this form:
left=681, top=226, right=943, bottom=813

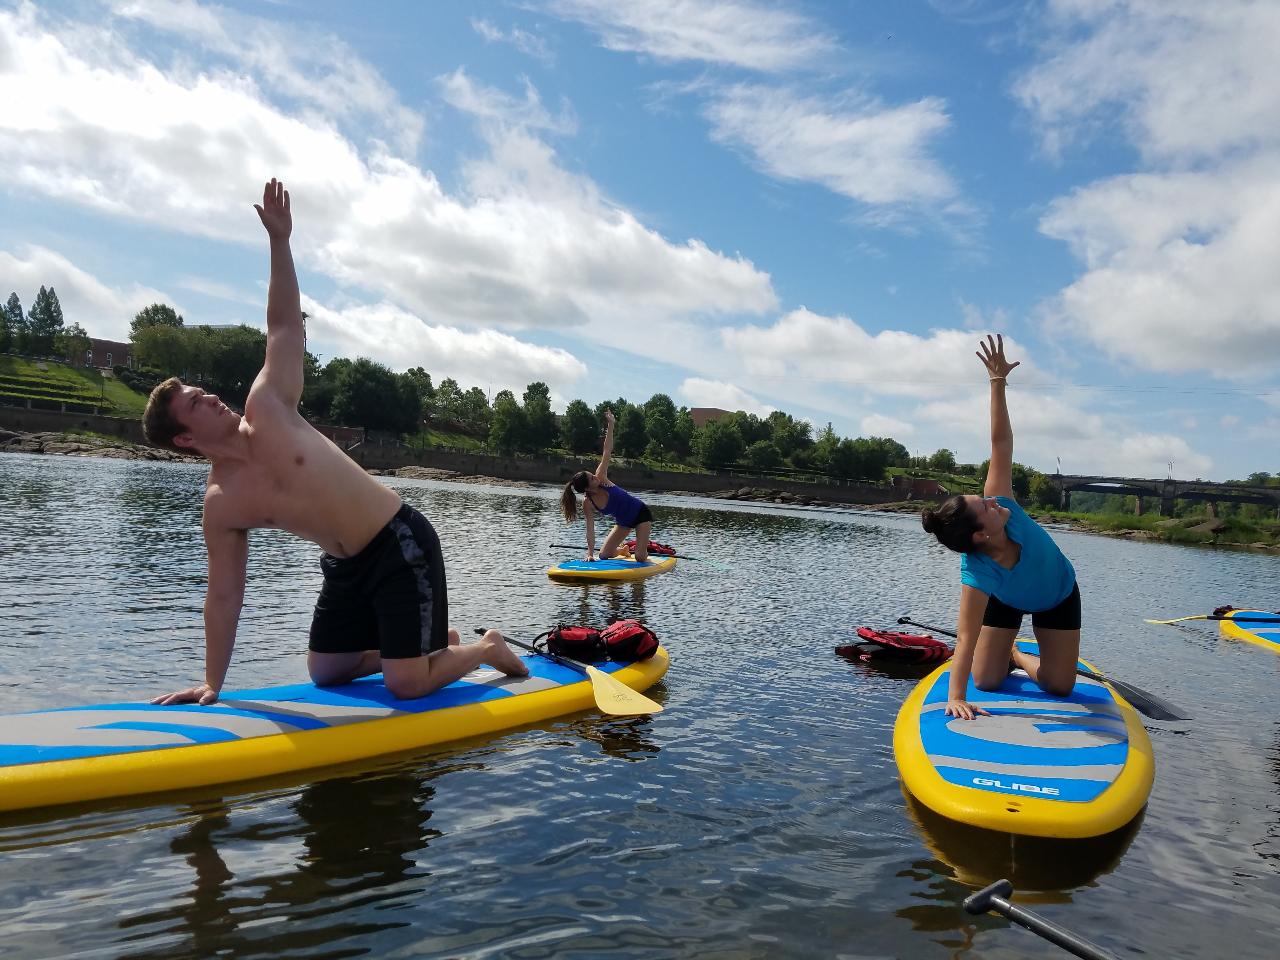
left=253, top=178, right=304, bottom=408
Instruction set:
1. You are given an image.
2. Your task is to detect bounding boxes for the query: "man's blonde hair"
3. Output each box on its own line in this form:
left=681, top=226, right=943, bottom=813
left=142, top=377, right=190, bottom=453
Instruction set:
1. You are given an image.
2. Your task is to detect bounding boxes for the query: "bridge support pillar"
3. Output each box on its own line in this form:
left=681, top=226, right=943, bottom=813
left=1206, top=501, right=1218, bottom=519
left=1135, top=495, right=1144, bottom=516
left=1060, top=490, right=1071, bottom=512
left=1160, top=496, right=1175, bottom=517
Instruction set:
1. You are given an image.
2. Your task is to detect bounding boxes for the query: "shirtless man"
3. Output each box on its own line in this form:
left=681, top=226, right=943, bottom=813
left=144, top=178, right=527, bottom=705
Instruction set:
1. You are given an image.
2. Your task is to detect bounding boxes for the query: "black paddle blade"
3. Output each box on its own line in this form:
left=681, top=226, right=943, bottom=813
left=1080, top=669, right=1187, bottom=722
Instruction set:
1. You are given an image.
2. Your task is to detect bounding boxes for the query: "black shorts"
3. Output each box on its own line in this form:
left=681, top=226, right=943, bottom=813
left=630, top=505, right=654, bottom=528
left=982, top=582, right=1081, bottom=631
left=309, top=504, right=448, bottom=659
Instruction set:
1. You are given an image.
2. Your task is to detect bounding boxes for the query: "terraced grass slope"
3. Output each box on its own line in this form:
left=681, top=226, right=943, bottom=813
left=0, top=356, right=149, bottom=416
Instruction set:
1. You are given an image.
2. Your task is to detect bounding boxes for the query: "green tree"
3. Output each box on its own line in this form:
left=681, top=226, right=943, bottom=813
left=694, top=418, right=744, bottom=470
left=765, top=411, right=812, bottom=459
left=458, top=386, right=492, bottom=436
left=7, top=298, right=29, bottom=352
left=202, top=325, right=267, bottom=404
left=431, top=377, right=464, bottom=427
left=522, top=381, right=556, bottom=451
left=928, top=448, right=957, bottom=472
left=130, top=303, right=185, bottom=339
left=743, top=439, right=782, bottom=471
left=672, top=407, right=695, bottom=458
left=643, top=393, right=676, bottom=454
left=54, top=322, right=91, bottom=366
left=0, top=292, right=18, bottom=352
left=402, top=366, right=435, bottom=420
left=331, top=357, right=415, bottom=432
left=617, top=405, right=647, bottom=457
left=26, top=286, right=65, bottom=355
left=133, top=327, right=189, bottom=378
left=560, top=399, right=599, bottom=454
left=867, top=436, right=910, bottom=467
left=489, top=389, right=525, bottom=453
left=1030, top=472, right=1060, bottom=508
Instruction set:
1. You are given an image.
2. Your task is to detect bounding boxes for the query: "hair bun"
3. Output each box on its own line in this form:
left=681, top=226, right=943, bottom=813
left=921, top=508, right=937, bottom=533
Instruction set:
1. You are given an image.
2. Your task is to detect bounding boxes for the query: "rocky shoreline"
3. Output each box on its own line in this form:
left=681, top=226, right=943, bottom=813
left=0, top=428, right=199, bottom=462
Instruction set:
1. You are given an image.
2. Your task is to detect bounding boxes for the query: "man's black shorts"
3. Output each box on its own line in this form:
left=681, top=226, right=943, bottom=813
left=309, top=503, right=448, bottom=659
left=982, top=582, right=1082, bottom=631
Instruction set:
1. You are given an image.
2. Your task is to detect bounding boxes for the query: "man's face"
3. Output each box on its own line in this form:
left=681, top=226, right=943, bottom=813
left=171, top=384, right=239, bottom=448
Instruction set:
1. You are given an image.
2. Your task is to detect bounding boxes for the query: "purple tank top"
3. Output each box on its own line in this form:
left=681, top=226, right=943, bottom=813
left=601, top=484, right=645, bottom=527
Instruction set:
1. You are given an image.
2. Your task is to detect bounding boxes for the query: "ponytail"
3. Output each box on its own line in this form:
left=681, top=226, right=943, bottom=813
left=561, top=471, right=591, bottom=522
left=921, top=495, right=982, bottom=554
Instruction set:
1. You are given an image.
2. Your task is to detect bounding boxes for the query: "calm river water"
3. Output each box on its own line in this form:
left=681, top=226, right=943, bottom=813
left=0, top=452, right=1277, bottom=959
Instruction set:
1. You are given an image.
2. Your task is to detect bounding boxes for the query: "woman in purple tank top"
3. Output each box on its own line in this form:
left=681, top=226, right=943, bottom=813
left=559, top=408, right=656, bottom=561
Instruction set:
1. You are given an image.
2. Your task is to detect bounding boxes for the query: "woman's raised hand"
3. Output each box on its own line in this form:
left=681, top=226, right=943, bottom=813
left=604, top=408, right=615, bottom=427
left=977, top=334, right=1020, bottom=380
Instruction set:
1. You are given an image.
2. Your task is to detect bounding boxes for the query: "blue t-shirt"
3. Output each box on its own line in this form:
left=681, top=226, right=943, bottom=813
left=960, top=496, right=1076, bottom=611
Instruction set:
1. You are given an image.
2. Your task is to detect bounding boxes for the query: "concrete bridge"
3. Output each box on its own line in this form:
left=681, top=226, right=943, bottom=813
left=1057, top=474, right=1280, bottom=518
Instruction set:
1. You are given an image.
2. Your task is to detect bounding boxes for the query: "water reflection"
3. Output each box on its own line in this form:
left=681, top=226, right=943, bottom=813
left=902, top=790, right=1142, bottom=893
left=555, top=581, right=649, bottom=629
left=116, top=771, right=441, bottom=957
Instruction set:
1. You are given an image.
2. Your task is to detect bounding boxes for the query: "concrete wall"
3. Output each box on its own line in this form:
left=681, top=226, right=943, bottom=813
left=0, top=404, right=147, bottom=442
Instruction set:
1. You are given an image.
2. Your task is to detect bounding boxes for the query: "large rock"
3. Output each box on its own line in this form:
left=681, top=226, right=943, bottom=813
left=1186, top=518, right=1227, bottom=536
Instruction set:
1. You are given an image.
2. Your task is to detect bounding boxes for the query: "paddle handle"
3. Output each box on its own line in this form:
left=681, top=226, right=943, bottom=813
left=965, top=881, right=1119, bottom=960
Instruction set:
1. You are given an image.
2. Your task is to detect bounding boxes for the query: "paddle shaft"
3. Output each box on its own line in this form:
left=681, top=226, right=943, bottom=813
left=965, top=881, right=1119, bottom=960
left=481, top=630, right=589, bottom=677
left=548, top=543, right=706, bottom=563
left=895, top=616, right=1187, bottom=721
left=1164, top=614, right=1279, bottom=623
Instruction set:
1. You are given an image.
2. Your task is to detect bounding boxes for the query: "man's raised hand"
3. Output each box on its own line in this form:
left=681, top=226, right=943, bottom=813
left=253, top=178, right=292, bottom=240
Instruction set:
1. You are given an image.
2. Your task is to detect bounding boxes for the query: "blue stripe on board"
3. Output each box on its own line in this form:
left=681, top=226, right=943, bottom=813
left=934, top=765, right=1109, bottom=803
left=26, top=703, right=332, bottom=731
left=88, top=721, right=240, bottom=744
left=920, top=717, right=1128, bottom=768
left=0, top=743, right=161, bottom=765
left=553, top=558, right=655, bottom=571
left=920, top=671, right=1114, bottom=710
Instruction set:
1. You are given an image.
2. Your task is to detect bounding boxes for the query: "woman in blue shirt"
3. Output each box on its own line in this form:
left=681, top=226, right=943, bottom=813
left=560, top=408, right=655, bottom=561
left=921, top=335, right=1080, bottom=720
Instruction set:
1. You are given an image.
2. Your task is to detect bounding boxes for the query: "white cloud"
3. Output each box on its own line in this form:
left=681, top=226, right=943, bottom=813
left=471, top=18, right=554, bottom=64
left=676, top=377, right=773, bottom=416
left=720, top=309, right=1035, bottom=399
left=705, top=85, right=956, bottom=207
left=861, top=413, right=914, bottom=437
left=113, top=0, right=424, bottom=152
left=544, top=0, right=838, bottom=72
left=0, top=6, right=776, bottom=347
left=301, top=298, right=588, bottom=400
left=0, top=245, right=173, bottom=342
left=1037, top=161, right=1280, bottom=376
left=1220, top=414, right=1240, bottom=427
left=1016, top=1, right=1280, bottom=162
left=1017, top=1, right=1280, bottom=379
left=910, top=388, right=1213, bottom=478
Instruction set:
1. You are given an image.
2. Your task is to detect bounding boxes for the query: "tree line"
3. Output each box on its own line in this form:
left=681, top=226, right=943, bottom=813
left=12, top=295, right=1267, bottom=497
left=1, top=288, right=90, bottom=361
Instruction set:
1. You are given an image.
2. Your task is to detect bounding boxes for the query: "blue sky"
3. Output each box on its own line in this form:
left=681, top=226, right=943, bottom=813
left=1, top=0, right=1277, bottom=481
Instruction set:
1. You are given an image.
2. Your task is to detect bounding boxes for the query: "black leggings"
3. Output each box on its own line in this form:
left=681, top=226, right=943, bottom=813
left=982, top=582, right=1081, bottom=631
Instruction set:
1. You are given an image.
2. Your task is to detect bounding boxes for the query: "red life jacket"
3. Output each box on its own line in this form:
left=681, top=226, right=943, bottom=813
left=835, top=627, right=953, bottom=664
left=624, top=539, right=676, bottom=556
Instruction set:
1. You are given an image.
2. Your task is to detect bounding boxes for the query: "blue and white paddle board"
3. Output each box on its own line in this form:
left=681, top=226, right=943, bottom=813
left=0, top=648, right=668, bottom=814
left=894, top=640, right=1153, bottom=838
left=1219, top=609, right=1280, bottom=654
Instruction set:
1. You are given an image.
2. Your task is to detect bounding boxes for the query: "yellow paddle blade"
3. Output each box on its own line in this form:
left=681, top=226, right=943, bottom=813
left=1144, top=615, right=1209, bottom=625
left=585, top=664, right=663, bottom=715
